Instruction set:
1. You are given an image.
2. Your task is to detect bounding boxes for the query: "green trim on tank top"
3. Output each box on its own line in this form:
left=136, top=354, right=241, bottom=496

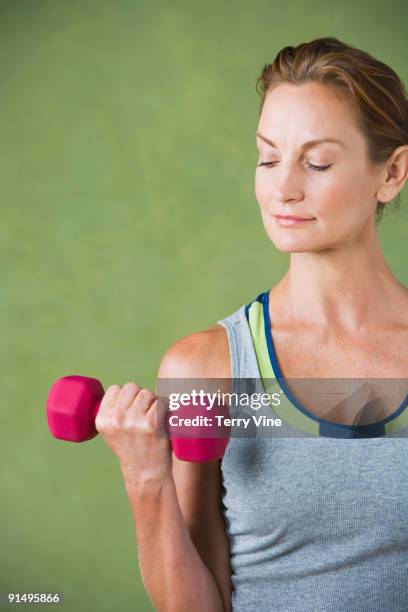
left=247, top=300, right=319, bottom=436
left=247, top=297, right=408, bottom=436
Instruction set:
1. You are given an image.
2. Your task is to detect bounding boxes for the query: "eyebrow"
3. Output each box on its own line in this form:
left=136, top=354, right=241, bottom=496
left=255, top=132, right=345, bottom=151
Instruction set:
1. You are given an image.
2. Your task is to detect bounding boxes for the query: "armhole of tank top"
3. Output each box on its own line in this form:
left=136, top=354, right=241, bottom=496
left=216, top=315, right=241, bottom=424
left=216, top=321, right=238, bottom=381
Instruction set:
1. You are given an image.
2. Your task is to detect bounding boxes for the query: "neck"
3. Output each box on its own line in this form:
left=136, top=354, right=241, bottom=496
left=277, top=226, right=405, bottom=332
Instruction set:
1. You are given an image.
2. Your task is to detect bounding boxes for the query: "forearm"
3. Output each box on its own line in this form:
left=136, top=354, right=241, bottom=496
left=123, top=472, right=226, bottom=612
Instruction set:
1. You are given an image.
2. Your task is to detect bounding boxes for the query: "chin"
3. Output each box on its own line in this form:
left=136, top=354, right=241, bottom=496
left=267, top=232, right=316, bottom=253
left=274, top=243, right=314, bottom=253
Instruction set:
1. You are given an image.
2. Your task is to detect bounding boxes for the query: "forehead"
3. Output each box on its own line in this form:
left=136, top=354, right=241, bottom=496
left=257, top=82, right=360, bottom=147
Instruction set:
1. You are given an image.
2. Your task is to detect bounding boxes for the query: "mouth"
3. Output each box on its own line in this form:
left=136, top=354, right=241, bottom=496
left=273, top=214, right=316, bottom=226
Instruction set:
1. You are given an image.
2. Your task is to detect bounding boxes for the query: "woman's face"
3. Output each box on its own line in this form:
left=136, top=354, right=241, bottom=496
left=255, top=81, right=382, bottom=253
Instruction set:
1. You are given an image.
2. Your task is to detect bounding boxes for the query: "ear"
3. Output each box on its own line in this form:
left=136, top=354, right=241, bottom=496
left=376, top=145, right=408, bottom=203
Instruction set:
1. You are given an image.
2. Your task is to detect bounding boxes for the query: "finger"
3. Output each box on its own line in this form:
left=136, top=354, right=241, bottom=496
left=98, top=384, right=122, bottom=418
left=129, top=387, right=157, bottom=415
left=116, top=382, right=142, bottom=413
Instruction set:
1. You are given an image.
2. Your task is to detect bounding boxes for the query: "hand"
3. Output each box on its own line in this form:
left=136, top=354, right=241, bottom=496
left=95, top=382, right=172, bottom=487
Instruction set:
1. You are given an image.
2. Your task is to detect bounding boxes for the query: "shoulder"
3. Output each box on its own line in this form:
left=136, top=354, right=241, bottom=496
left=157, top=324, right=231, bottom=379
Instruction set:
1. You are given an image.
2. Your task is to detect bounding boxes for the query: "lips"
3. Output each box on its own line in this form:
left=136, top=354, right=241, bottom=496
left=274, top=214, right=315, bottom=221
left=273, top=214, right=316, bottom=227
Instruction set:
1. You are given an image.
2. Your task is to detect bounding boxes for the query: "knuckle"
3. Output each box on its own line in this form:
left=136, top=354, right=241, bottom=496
left=122, top=418, right=138, bottom=433
left=123, top=381, right=140, bottom=391
left=117, top=383, right=140, bottom=407
left=106, top=384, right=121, bottom=393
left=141, top=422, right=155, bottom=435
left=138, top=387, right=155, bottom=400
left=96, top=414, right=120, bottom=433
left=109, top=416, right=121, bottom=430
left=143, top=413, right=158, bottom=435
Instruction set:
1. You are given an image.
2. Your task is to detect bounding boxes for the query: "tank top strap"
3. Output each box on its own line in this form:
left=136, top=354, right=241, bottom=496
left=217, top=303, right=261, bottom=381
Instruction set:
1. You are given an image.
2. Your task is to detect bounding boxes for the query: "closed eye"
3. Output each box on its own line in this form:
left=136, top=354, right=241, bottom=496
left=257, top=161, right=332, bottom=173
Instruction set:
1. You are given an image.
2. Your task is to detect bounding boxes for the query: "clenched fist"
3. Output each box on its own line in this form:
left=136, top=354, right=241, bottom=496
left=95, top=382, right=172, bottom=486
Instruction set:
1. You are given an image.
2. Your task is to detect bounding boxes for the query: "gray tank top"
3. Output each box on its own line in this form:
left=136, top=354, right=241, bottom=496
left=217, top=296, right=408, bottom=612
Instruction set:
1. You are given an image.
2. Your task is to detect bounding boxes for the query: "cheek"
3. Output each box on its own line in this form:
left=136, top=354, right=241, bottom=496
left=316, top=183, right=347, bottom=214
left=254, top=174, right=269, bottom=209
left=317, top=179, right=372, bottom=225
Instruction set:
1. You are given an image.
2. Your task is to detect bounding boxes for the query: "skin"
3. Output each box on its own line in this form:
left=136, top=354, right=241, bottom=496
left=255, top=81, right=408, bottom=335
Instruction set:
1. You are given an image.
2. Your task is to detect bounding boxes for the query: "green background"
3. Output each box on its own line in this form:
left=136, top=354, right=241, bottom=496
left=1, top=1, right=407, bottom=610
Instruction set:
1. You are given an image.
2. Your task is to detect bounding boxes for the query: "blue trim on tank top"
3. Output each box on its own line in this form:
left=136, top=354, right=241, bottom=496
left=246, top=290, right=408, bottom=438
left=261, top=289, right=408, bottom=437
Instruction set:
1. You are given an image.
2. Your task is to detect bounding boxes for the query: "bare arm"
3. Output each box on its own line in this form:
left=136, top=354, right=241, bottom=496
left=119, top=326, right=232, bottom=611
left=171, top=454, right=233, bottom=612
left=124, top=474, right=226, bottom=612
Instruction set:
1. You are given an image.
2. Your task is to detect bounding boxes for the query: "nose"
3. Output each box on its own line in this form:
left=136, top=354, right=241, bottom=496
left=270, top=165, right=304, bottom=204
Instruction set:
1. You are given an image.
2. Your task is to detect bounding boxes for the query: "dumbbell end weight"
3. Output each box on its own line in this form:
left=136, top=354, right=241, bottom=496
left=46, top=375, right=105, bottom=442
left=171, top=437, right=228, bottom=462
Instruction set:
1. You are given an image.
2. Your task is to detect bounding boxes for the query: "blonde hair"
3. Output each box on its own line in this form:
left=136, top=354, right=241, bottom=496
left=255, top=37, right=408, bottom=223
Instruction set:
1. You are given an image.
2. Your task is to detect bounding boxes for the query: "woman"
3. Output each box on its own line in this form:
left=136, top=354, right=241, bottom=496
left=95, top=37, right=408, bottom=611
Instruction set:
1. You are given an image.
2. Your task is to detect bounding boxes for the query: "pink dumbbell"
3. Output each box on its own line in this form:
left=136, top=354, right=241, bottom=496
left=46, top=375, right=230, bottom=462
